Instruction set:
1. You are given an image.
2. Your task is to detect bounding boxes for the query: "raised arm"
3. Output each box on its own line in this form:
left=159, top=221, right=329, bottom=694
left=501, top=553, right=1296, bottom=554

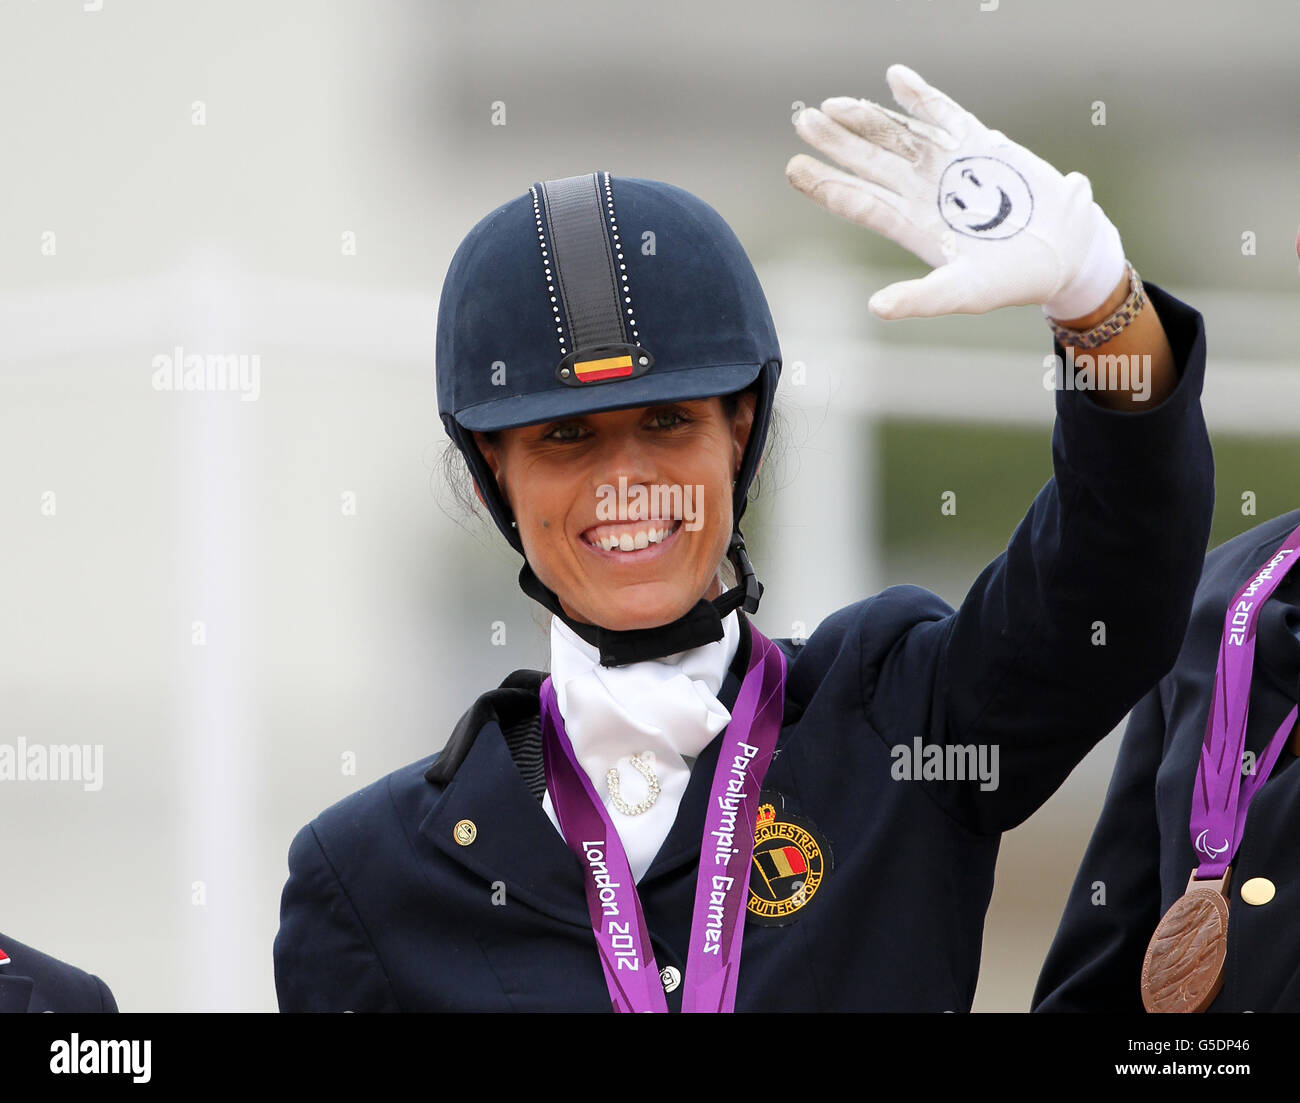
left=788, top=66, right=1214, bottom=831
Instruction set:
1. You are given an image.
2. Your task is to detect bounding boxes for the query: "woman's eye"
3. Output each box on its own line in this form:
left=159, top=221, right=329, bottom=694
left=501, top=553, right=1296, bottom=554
left=650, top=410, right=689, bottom=429
left=544, top=424, right=586, bottom=441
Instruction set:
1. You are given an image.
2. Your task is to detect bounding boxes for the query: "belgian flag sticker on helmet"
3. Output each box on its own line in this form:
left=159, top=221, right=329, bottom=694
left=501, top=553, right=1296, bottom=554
left=557, top=342, right=653, bottom=386
left=574, top=352, right=635, bottom=382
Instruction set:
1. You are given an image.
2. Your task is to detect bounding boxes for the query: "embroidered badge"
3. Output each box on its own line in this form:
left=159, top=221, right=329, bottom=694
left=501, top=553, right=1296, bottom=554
left=746, top=797, right=830, bottom=926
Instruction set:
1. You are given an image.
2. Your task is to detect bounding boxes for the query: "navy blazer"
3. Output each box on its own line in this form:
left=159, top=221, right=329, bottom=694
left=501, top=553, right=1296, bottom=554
left=0, top=933, right=118, bottom=1013
left=276, top=283, right=1215, bottom=1011
left=1035, top=509, right=1300, bottom=1011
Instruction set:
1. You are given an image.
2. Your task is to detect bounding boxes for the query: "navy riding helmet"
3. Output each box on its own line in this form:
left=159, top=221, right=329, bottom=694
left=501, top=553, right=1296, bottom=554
left=436, top=171, right=782, bottom=665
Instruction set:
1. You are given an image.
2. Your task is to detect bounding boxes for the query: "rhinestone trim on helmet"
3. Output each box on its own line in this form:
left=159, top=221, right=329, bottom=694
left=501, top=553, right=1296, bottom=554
left=602, top=170, right=639, bottom=344
left=529, top=183, right=567, bottom=358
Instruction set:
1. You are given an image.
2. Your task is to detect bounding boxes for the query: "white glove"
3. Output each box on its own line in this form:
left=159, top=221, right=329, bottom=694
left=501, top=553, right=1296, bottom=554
left=786, top=64, right=1126, bottom=322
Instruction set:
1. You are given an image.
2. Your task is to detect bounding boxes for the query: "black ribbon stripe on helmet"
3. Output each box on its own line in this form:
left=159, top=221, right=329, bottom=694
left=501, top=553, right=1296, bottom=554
left=436, top=171, right=781, bottom=665
left=538, top=173, right=653, bottom=385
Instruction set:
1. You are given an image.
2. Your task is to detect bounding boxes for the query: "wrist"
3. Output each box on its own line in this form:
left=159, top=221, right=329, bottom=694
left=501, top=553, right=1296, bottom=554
left=1042, top=206, right=1126, bottom=321
left=1052, top=268, right=1130, bottom=331
left=1046, top=261, right=1146, bottom=352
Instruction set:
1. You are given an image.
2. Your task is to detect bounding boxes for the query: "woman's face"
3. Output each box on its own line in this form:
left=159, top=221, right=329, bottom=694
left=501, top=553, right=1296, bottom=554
left=474, top=393, right=757, bottom=632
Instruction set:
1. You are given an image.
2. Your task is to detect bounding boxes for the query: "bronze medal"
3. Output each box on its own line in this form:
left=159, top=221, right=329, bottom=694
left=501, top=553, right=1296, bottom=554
left=1140, top=868, right=1231, bottom=1013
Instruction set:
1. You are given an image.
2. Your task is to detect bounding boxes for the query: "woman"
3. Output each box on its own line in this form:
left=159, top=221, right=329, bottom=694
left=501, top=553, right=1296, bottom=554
left=274, top=65, right=1215, bottom=1011
left=1034, top=506, right=1300, bottom=1013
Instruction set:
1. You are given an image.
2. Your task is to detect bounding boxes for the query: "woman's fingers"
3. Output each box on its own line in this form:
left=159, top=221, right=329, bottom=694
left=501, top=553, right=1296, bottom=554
left=871, top=103, right=956, bottom=152
left=817, top=97, right=925, bottom=162
left=821, top=97, right=955, bottom=157
left=869, top=263, right=981, bottom=320
left=780, top=152, right=904, bottom=232
left=884, top=63, right=977, bottom=141
left=785, top=152, right=930, bottom=258
left=793, top=103, right=917, bottom=195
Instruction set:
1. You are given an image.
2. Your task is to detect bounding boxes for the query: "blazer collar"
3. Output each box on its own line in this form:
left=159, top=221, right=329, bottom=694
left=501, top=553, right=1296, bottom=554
left=424, top=668, right=545, bottom=787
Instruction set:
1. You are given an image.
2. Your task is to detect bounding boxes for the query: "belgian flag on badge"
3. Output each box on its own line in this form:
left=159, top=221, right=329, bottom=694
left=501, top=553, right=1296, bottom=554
left=573, top=352, right=636, bottom=383
left=753, top=844, right=809, bottom=882
left=747, top=798, right=831, bottom=926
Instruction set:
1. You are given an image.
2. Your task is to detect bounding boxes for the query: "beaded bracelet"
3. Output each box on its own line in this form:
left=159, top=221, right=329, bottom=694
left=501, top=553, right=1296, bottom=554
left=1048, top=262, right=1145, bottom=350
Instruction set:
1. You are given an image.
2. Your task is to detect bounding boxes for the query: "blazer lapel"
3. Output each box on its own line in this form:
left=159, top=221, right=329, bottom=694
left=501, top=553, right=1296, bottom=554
left=419, top=707, right=591, bottom=929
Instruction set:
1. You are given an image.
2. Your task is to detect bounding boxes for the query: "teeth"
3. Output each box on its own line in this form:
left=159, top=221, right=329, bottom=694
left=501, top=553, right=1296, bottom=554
left=594, top=525, right=675, bottom=552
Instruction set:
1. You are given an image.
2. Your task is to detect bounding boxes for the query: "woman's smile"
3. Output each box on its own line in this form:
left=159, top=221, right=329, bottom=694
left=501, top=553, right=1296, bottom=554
left=579, top=517, right=684, bottom=560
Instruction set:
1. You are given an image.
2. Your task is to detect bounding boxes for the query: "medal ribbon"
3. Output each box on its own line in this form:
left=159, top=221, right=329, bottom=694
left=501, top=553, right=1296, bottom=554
left=540, top=618, right=787, bottom=1013
left=1190, top=521, right=1300, bottom=879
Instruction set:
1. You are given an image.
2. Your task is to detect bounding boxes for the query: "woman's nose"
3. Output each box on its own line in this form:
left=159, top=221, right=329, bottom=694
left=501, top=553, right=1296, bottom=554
left=587, top=433, right=659, bottom=494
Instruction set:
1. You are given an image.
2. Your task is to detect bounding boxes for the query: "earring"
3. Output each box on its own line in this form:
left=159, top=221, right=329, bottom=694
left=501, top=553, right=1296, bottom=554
left=511, top=521, right=518, bottom=528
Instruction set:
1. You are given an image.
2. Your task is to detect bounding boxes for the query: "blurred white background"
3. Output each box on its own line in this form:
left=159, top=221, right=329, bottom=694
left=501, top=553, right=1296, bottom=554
left=2, top=0, right=1298, bottom=1011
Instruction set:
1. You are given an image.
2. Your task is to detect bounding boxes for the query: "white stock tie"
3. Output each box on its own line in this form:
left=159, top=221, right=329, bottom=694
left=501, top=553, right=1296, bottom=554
left=541, top=609, right=741, bottom=883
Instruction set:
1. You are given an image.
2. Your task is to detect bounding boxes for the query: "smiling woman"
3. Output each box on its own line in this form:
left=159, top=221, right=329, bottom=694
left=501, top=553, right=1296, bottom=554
left=429, top=167, right=783, bottom=673
left=274, top=65, right=1216, bottom=1014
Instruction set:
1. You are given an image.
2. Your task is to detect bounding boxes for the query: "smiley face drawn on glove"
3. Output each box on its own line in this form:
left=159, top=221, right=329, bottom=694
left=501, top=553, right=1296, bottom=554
left=937, top=156, right=1033, bottom=240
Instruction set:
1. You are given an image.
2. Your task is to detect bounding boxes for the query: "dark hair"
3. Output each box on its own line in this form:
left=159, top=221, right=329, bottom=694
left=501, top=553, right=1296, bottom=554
left=436, top=382, right=781, bottom=530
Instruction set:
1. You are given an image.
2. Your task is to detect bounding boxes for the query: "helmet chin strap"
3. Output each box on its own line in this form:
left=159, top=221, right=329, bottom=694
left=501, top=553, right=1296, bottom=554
left=517, top=531, right=765, bottom=667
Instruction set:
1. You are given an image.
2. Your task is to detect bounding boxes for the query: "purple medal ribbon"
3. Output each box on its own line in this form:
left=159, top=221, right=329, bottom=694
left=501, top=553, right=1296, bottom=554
left=1190, top=521, right=1300, bottom=879
left=540, top=618, right=787, bottom=1013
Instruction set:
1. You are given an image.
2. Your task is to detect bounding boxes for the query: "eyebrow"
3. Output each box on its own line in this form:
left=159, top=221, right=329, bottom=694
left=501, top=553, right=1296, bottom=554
left=541, top=402, right=705, bottom=426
